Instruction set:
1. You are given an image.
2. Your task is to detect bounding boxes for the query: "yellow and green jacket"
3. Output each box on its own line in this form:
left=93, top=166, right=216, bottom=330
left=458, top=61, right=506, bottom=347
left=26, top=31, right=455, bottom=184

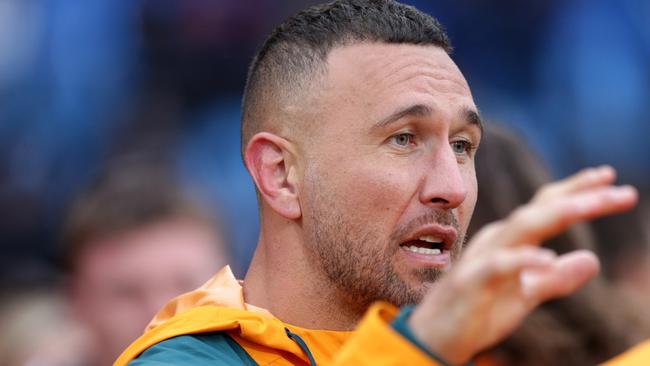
left=114, top=266, right=452, bottom=366
left=602, top=340, right=650, bottom=366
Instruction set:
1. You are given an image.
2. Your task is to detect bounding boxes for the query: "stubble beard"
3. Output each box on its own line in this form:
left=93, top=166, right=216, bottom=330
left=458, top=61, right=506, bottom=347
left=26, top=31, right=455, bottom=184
left=305, top=193, right=464, bottom=315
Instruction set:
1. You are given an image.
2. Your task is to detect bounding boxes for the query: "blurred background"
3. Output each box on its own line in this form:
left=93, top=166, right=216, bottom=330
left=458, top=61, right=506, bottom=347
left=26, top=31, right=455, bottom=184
left=0, top=0, right=648, bottom=365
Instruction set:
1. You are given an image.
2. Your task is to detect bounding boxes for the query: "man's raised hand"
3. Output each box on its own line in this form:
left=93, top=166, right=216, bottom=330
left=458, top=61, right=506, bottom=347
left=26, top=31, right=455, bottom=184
left=408, top=166, right=637, bottom=365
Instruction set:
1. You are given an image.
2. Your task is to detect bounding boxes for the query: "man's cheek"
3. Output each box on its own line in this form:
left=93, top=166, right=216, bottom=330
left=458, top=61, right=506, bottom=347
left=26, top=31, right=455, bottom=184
left=352, top=171, right=409, bottom=213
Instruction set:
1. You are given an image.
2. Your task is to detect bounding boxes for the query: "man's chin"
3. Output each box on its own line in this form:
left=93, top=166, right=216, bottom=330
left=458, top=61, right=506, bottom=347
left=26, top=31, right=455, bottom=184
left=383, top=271, right=439, bottom=306
left=407, top=268, right=445, bottom=298
left=413, top=267, right=448, bottom=283
left=389, top=286, right=428, bottom=307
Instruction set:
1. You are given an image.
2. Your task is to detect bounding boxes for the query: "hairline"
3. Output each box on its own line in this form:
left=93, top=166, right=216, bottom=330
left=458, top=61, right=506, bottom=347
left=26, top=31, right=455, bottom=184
left=240, top=39, right=451, bottom=158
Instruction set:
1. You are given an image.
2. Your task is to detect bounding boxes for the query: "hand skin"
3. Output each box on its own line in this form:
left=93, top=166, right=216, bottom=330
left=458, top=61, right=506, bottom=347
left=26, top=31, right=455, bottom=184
left=407, top=166, right=638, bottom=365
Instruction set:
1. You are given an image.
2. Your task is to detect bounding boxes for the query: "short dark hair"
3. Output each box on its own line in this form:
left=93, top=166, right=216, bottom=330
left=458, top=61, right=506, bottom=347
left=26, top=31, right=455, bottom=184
left=240, top=0, right=451, bottom=155
left=60, top=158, right=223, bottom=273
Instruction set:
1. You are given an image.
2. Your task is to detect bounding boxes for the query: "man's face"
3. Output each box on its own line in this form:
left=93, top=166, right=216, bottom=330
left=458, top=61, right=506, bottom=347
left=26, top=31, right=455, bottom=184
left=70, top=219, right=226, bottom=363
left=299, top=43, right=481, bottom=308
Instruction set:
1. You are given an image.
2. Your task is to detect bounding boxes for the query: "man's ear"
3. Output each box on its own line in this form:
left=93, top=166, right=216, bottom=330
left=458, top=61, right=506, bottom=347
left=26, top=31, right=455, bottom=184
left=244, top=132, right=301, bottom=219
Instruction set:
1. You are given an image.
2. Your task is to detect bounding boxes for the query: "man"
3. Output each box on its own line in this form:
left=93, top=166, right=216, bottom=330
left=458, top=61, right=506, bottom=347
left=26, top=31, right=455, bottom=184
left=63, top=161, right=229, bottom=366
left=116, top=1, right=638, bottom=365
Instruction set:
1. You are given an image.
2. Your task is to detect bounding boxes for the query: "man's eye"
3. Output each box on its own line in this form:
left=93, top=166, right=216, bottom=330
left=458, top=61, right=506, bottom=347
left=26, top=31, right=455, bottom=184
left=451, top=140, right=473, bottom=155
left=390, top=133, right=415, bottom=147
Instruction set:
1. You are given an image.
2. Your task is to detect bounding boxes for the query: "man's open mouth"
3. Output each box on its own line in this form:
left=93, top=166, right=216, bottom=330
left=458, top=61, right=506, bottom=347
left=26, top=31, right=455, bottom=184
left=400, top=235, right=449, bottom=255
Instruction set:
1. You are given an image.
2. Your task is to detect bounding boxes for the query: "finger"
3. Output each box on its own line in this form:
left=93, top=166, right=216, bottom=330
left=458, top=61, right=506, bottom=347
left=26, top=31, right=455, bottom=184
left=460, top=247, right=557, bottom=288
left=501, top=185, right=637, bottom=247
left=520, top=250, right=600, bottom=304
left=533, top=165, right=616, bottom=202
left=466, top=185, right=637, bottom=256
left=462, top=221, right=506, bottom=257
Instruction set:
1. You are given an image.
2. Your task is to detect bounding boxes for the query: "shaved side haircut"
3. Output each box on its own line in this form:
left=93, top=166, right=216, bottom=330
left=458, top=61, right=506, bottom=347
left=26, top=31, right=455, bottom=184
left=240, top=0, right=451, bottom=156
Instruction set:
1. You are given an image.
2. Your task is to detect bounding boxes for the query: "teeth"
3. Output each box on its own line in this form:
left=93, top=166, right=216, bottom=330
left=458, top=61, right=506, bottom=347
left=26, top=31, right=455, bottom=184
left=404, top=245, right=442, bottom=255
left=418, top=235, right=443, bottom=244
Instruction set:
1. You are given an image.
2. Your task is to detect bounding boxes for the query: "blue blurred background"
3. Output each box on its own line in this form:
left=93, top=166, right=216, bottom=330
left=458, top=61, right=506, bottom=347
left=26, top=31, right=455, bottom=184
left=1, top=0, right=648, bottom=283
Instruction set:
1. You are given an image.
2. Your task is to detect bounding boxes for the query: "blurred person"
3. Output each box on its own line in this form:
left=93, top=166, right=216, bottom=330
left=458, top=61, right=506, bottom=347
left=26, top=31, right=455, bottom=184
left=0, top=287, right=87, bottom=366
left=62, top=159, right=229, bottom=366
left=593, top=206, right=650, bottom=320
left=115, top=1, right=638, bottom=365
left=467, top=123, right=649, bottom=366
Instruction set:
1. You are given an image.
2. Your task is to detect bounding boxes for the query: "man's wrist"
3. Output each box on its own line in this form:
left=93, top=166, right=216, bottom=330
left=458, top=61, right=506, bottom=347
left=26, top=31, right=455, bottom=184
left=391, top=306, right=474, bottom=366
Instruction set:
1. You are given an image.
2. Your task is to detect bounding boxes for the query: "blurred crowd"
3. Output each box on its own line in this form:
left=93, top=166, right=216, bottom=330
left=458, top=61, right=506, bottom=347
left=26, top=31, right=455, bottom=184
left=0, top=0, right=648, bottom=365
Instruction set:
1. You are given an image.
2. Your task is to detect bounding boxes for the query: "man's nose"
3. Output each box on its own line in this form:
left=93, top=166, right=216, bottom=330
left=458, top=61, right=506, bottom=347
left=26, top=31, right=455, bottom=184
left=419, top=145, right=469, bottom=209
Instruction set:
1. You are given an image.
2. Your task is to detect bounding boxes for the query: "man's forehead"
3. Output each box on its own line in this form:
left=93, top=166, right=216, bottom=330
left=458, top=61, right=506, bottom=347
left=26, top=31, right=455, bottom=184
left=327, top=42, right=458, bottom=75
left=319, top=42, right=475, bottom=124
left=324, top=42, right=471, bottom=100
left=327, top=41, right=449, bottom=60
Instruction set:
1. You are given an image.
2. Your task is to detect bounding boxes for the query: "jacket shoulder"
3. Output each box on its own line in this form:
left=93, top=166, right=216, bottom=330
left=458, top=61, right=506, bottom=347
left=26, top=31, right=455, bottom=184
left=128, top=332, right=258, bottom=366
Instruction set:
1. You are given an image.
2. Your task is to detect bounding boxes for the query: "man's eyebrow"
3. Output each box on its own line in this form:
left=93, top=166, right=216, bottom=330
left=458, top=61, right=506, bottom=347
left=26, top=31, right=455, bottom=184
left=372, top=104, right=433, bottom=130
left=465, top=108, right=484, bottom=137
left=372, top=104, right=483, bottom=136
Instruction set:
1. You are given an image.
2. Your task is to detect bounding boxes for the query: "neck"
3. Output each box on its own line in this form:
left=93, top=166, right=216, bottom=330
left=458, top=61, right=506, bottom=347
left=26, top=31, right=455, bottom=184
left=243, top=215, right=362, bottom=330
